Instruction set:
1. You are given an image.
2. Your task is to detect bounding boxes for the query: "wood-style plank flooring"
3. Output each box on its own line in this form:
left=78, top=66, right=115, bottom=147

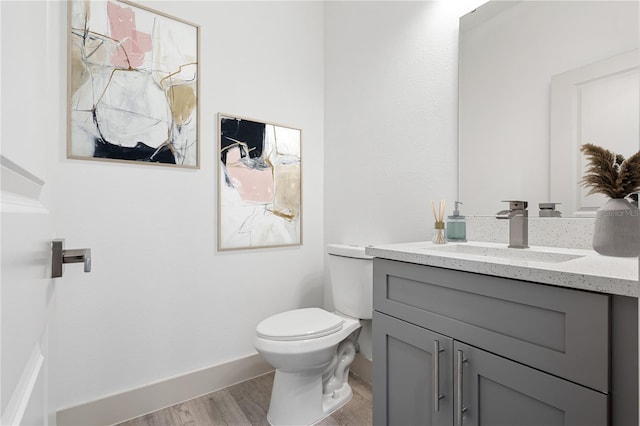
left=116, top=372, right=372, bottom=426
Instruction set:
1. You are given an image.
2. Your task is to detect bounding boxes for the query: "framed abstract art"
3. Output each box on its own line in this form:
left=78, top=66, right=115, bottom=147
left=68, top=0, right=199, bottom=167
left=218, top=113, right=302, bottom=251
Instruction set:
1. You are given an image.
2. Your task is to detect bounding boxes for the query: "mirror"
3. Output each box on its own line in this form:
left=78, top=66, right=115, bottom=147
left=458, top=1, right=639, bottom=217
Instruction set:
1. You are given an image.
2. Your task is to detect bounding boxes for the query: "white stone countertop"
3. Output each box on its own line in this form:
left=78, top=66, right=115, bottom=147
left=365, top=241, right=639, bottom=297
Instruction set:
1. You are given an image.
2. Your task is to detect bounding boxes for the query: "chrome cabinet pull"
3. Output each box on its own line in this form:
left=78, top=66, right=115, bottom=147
left=433, top=340, right=444, bottom=412
left=456, top=350, right=468, bottom=426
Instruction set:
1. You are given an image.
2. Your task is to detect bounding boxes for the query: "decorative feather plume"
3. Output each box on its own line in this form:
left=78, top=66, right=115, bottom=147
left=580, top=143, right=640, bottom=199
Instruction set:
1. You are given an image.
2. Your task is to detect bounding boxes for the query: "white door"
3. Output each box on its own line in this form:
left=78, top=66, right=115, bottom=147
left=1, top=1, right=64, bottom=425
left=550, top=50, right=640, bottom=216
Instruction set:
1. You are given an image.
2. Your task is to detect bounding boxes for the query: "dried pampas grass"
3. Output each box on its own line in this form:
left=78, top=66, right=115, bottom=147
left=580, top=143, right=640, bottom=199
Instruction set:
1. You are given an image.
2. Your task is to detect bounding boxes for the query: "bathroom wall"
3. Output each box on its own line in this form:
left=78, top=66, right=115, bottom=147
left=324, top=0, right=484, bottom=358
left=53, top=1, right=325, bottom=410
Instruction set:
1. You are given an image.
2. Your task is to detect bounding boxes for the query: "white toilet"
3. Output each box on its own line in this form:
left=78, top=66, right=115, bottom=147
left=254, top=244, right=373, bottom=426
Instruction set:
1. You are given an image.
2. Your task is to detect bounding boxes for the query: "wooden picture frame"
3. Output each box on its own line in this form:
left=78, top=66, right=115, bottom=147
left=67, top=0, right=200, bottom=168
left=218, top=113, right=302, bottom=251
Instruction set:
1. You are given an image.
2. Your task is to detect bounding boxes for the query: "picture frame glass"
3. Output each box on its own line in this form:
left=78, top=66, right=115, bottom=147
left=218, top=114, right=302, bottom=250
left=68, top=0, right=199, bottom=168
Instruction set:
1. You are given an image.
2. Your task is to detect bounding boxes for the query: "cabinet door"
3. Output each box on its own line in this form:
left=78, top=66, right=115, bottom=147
left=454, top=342, right=608, bottom=426
left=373, top=259, right=610, bottom=393
left=373, top=311, right=453, bottom=426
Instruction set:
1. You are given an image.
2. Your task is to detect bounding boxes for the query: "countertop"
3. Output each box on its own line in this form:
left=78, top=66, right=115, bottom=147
left=365, top=241, right=639, bottom=297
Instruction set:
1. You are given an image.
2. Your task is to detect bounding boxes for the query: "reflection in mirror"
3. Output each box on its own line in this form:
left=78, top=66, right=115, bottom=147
left=458, top=1, right=639, bottom=217
left=550, top=50, right=639, bottom=216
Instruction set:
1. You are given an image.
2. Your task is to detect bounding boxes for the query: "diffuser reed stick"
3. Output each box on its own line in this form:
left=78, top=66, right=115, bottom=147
left=432, top=199, right=446, bottom=244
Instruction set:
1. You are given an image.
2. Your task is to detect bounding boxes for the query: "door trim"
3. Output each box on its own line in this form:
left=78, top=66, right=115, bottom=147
left=1, top=344, right=45, bottom=426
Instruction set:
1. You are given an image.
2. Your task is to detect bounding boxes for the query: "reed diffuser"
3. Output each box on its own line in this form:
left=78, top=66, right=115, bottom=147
left=431, top=199, right=447, bottom=244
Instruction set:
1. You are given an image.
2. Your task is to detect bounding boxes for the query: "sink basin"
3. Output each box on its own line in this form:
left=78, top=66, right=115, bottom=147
left=423, top=244, right=585, bottom=263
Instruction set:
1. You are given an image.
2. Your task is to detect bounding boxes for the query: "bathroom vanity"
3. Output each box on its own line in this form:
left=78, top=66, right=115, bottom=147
left=366, top=242, right=638, bottom=426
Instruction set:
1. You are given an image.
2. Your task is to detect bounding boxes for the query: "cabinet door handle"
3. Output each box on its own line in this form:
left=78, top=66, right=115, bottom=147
left=456, top=350, right=468, bottom=425
left=433, top=340, right=444, bottom=412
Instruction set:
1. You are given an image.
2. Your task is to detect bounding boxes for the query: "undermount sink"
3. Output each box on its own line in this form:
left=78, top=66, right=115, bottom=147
left=423, top=244, right=585, bottom=263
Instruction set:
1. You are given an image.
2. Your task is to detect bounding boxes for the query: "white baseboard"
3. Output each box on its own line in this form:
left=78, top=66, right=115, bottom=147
left=56, top=353, right=272, bottom=426
left=57, top=352, right=371, bottom=426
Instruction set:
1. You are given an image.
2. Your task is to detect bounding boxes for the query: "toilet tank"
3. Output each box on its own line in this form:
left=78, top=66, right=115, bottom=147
left=327, top=244, right=373, bottom=319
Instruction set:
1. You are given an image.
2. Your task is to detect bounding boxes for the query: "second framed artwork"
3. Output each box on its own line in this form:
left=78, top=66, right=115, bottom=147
left=218, top=114, right=302, bottom=251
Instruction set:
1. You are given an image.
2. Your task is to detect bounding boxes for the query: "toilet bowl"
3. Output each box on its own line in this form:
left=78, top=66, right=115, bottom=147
left=254, top=244, right=373, bottom=426
left=255, top=308, right=361, bottom=425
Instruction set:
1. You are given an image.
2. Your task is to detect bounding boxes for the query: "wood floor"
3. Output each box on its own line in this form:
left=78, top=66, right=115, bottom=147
left=116, top=372, right=372, bottom=426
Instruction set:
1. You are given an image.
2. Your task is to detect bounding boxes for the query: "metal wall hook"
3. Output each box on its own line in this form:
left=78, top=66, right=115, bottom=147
left=52, top=239, right=92, bottom=278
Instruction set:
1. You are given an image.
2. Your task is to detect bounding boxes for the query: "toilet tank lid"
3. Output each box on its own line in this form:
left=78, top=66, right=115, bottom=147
left=327, top=244, right=374, bottom=259
left=256, top=308, right=344, bottom=341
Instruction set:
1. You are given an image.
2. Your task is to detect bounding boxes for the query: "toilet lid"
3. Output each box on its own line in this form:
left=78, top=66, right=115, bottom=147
left=256, top=308, right=344, bottom=341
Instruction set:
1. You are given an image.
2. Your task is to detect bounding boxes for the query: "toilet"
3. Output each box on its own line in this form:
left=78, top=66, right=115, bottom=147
left=254, top=244, right=373, bottom=426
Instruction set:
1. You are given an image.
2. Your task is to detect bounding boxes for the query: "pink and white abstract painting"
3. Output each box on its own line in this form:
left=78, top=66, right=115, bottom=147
left=218, top=114, right=302, bottom=250
left=68, top=0, right=199, bottom=167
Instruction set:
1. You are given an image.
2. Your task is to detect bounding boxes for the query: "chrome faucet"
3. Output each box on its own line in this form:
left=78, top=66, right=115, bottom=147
left=496, top=200, right=529, bottom=249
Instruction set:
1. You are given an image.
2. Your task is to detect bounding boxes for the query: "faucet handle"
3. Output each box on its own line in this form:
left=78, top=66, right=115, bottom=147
left=539, top=202, right=562, bottom=217
left=502, top=200, right=528, bottom=210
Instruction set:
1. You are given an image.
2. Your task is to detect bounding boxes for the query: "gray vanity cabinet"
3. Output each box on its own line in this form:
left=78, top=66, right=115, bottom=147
left=372, top=311, right=453, bottom=425
left=455, top=341, right=606, bottom=426
left=372, top=258, right=635, bottom=426
left=373, top=311, right=606, bottom=426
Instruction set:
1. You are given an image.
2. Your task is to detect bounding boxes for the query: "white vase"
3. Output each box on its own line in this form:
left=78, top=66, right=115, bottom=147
left=592, top=198, right=640, bottom=257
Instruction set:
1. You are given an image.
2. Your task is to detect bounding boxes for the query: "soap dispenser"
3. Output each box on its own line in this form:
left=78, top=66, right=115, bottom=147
left=447, top=201, right=467, bottom=242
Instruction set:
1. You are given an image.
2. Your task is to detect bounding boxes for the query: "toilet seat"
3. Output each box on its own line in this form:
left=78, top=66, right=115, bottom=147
left=257, top=308, right=344, bottom=341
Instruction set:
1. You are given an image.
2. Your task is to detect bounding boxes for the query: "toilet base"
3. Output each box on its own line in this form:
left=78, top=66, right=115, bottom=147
left=266, top=369, right=353, bottom=426
left=320, top=381, right=353, bottom=419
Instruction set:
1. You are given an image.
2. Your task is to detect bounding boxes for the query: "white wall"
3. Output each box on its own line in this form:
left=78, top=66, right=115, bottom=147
left=324, top=0, right=483, bottom=358
left=54, top=1, right=325, bottom=410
